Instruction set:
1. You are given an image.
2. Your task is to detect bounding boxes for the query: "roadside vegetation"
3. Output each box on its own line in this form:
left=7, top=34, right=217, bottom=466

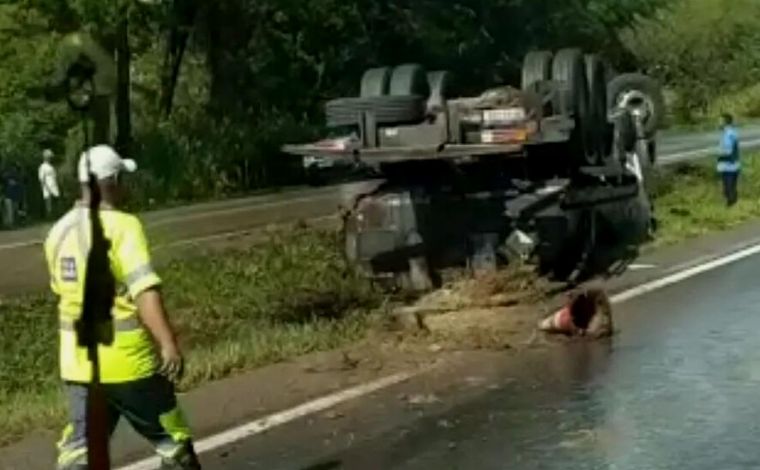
left=653, top=152, right=760, bottom=246
left=624, top=0, right=760, bottom=124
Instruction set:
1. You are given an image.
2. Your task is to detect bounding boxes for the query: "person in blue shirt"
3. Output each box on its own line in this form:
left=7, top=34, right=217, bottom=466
left=718, top=113, right=740, bottom=207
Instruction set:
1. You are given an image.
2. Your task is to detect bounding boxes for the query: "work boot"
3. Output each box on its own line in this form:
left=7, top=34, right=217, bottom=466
left=159, top=442, right=202, bottom=470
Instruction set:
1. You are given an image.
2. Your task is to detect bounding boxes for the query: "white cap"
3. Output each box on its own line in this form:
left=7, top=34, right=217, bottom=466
left=42, top=149, right=54, bottom=160
left=78, top=145, right=137, bottom=183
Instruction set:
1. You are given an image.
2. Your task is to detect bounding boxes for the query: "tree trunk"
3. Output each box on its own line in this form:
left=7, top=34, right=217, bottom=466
left=115, top=14, right=131, bottom=156
left=205, top=1, right=249, bottom=115
left=159, top=0, right=197, bottom=118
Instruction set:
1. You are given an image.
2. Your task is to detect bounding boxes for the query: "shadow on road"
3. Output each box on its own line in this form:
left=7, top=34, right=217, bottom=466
left=300, top=460, right=343, bottom=470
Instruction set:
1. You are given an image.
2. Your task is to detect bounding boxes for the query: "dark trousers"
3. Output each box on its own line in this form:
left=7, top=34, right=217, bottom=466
left=57, top=375, right=201, bottom=470
left=721, top=171, right=739, bottom=206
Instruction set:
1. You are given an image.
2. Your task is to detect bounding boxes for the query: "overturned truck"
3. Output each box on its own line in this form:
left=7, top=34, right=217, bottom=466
left=284, top=49, right=664, bottom=290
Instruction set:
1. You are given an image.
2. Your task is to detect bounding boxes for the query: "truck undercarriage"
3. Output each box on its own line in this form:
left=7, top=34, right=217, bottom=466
left=284, top=49, right=664, bottom=290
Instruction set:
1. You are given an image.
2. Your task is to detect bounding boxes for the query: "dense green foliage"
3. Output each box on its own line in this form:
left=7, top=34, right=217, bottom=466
left=625, top=0, right=760, bottom=122
left=0, top=0, right=671, bottom=212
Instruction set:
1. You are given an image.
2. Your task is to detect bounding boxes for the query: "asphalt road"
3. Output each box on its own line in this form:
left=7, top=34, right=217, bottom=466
left=197, top=244, right=760, bottom=469
left=0, top=125, right=759, bottom=295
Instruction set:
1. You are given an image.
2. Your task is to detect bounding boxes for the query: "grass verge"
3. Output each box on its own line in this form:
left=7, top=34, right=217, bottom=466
left=652, top=152, right=760, bottom=246
left=0, top=228, right=381, bottom=446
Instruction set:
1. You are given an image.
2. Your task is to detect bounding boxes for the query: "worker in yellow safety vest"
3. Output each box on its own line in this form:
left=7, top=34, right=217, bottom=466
left=45, top=144, right=202, bottom=470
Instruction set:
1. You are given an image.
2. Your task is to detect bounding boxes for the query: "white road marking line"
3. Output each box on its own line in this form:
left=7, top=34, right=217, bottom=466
left=116, top=370, right=420, bottom=470
left=611, top=241, right=760, bottom=304
left=660, top=137, right=760, bottom=165
left=153, top=215, right=338, bottom=251
left=0, top=207, right=340, bottom=253
left=0, top=239, right=41, bottom=251
left=627, top=263, right=657, bottom=270
left=148, top=192, right=337, bottom=228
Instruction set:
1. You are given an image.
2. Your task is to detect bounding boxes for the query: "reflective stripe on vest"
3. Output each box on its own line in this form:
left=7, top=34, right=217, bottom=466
left=125, top=263, right=156, bottom=292
left=49, top=212, right=79, bottom=267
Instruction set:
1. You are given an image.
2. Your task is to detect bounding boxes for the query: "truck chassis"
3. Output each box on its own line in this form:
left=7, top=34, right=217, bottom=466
left=284, top=49, right=662, bottom=290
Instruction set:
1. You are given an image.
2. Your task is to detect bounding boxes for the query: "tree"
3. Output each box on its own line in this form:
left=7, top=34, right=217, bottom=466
left=158, top=0, right=197, bottom=117
left=624, top=0, right=760, bottom=120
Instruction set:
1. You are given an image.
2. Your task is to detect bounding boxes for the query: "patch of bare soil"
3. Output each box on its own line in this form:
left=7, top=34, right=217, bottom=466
left=383, top=265, right=568, bottom=351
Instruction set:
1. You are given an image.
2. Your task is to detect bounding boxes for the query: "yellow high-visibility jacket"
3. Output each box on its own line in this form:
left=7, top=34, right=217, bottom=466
left=45, top=205, right=160, bottom=383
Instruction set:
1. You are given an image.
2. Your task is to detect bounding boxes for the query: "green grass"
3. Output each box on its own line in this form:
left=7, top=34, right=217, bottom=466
left=0, top=228, right=381, bottom=446
left=652, top=152, right=760, bottom=246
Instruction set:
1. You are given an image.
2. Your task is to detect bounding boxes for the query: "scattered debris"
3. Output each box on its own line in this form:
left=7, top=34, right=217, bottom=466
left=437, top=419, right=454, bottom=429
left=465, top=376, right=486, bottom=386
left=391, top=309, right=430, bottom=333
left=340, top=352, right=360, bottom=370
left=406, top=393, right=442, bottom=406
left=302, top=351, right=362, bottom=373
left=428, top=343, right=444, bottom=353
left=558, top=429, right=597, bottom=449
left=323, top=410, right=345, bottom=420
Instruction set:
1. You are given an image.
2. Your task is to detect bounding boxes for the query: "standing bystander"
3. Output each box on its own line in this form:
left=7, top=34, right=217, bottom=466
left=2, top=163, right=23, bottom=228
left=718, top=113, right=740, bottom=207
left=39, top=148, right=61, bottom=218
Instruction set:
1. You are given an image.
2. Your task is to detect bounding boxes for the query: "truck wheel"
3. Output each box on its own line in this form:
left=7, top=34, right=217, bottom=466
left=552, top=48, right=594, bottom=166
left=325, top=95, right=427, bottom=127
left=522, top=50, right=553, bottom=90
left=389, top=64, right=430, bottom=97
left=360, top=67, right=392, bottom=97
left=607, top=73, right=664, bottom=138
left=585, top=54, right=610, bottom=164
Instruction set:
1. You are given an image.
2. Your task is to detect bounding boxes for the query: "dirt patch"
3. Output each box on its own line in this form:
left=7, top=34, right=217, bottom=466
left=385, top=266, right=564, bottom=351
left=422, top=306, right=539, bottom=350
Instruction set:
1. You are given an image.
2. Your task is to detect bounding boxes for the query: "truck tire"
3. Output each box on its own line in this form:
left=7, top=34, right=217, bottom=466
left=325, top=95, right=426, bottom=128
left=360, top=67, right=392, bottom=97
left=389, top=64, right=430, bottom=97
left=522, top=50, right=553, bottom=90
left=607, top=73, right=664, bottom=138
left=552, top=48, right=594, bottom=166
left=585, top=54, right=610, bottom=164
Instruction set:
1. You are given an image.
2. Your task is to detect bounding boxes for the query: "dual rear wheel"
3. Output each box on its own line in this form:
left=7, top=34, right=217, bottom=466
left=522, top=49, right=609, bottom=167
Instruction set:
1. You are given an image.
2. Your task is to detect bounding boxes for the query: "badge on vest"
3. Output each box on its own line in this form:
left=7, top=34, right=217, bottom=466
left=61, top=257, right=78, bottom=282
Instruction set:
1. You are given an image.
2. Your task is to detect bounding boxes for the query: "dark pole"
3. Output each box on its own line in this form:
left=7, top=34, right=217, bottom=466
left=74, top=78, right=116, bottom=470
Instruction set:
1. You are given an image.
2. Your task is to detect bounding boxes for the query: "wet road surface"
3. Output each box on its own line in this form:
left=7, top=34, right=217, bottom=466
left=199, top=251, right=760, bottom=469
